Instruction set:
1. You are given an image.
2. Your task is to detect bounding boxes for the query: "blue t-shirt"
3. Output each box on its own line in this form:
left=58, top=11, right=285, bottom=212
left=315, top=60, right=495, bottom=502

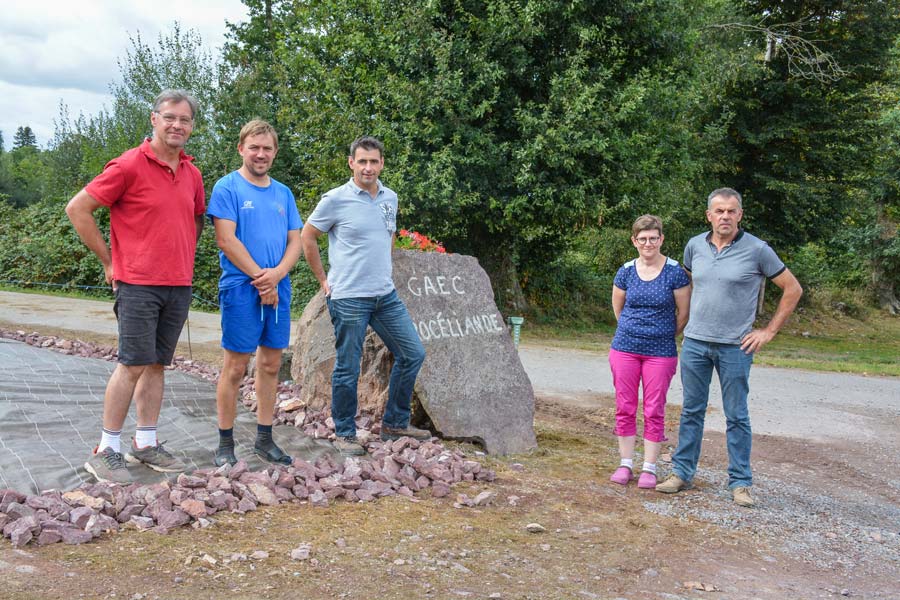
left=306, top=178, right=398, bottom=300
left=207, top=171, right=303, bottom=292
left=611, top=257, right=691, bottom=357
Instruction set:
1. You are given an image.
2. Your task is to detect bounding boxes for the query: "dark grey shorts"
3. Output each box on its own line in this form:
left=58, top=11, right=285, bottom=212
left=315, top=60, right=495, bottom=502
left=113, top=283, right=192, bottom=366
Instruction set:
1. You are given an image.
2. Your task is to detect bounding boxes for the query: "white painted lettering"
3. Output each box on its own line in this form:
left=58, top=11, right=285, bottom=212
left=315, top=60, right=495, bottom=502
left=423, top=276, right=439, bottom=296
left=435, top=275, right=448, bottom=295
left=473, top=316, right=485, bottom=334
left=408, top=277, right=422, bottom=297
left=450, top=318, right=462, bottom=337
left=451, top=275, right=465, bottom=294
left=464, top=316, right=476, bottom=335
left=437, top=313, right=451, bottom=337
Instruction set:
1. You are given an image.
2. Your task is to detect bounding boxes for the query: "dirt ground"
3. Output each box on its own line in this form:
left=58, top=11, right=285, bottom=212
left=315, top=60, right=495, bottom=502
left=0, top=322, right=896, bottom=599
left=2, top=393, right=897, bottom=599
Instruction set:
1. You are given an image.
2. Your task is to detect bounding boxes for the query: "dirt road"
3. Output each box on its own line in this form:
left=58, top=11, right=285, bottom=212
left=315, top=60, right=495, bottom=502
left=519, top=343, right=900, bottom=444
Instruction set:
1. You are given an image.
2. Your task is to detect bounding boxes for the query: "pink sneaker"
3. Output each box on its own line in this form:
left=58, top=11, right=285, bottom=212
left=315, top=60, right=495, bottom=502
left=637, top=471, right=657, bottom=489
left=609, top=466, right=633, bottom=485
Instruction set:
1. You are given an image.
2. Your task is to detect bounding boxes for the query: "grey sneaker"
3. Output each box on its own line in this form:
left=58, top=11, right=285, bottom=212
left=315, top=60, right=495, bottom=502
left=380, top=424, right=432, bottom=442
left=333, top=436, right=366, bottom=456
left=125, top=440, right=186, bottom=473
left=732, top=486, right=755, bottom=507
left=85, top=446, right=131, bottom=484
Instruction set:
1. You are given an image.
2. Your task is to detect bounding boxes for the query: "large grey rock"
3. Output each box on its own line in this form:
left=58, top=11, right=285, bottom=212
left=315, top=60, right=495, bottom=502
left=292, top=249, right=536, bottom=454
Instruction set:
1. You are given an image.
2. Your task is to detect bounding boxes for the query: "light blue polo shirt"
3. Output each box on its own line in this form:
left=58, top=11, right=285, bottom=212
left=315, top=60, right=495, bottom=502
left=307, top=178, right=398, bottom=300
left=683, top=230, right=786, bottom=345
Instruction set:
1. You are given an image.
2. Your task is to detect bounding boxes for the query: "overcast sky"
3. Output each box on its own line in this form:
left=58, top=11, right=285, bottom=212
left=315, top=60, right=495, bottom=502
left=0, top=0, right=249, bottom=147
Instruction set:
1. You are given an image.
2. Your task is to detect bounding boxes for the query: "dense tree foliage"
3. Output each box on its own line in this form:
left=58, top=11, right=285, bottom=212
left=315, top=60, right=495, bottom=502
left=1, top=0, right=898, bottom=318
left=222, top=0, right=738, bottom=310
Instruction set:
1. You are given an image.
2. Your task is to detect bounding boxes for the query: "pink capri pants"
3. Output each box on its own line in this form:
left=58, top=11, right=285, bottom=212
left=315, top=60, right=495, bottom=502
left=608, top=348, right=678, bottom=442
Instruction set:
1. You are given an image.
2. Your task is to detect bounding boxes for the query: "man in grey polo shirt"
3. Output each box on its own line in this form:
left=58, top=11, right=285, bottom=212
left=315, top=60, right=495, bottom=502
left=300, top=135, right=429, bottom=456
left=656, top=188, right=802, bottom=507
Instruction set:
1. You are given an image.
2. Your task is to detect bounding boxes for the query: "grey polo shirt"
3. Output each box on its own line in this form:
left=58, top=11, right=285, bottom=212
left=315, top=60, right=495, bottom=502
left=307, top=178, right=398, bottom=300
left=683, top=230, right=786, bottom=345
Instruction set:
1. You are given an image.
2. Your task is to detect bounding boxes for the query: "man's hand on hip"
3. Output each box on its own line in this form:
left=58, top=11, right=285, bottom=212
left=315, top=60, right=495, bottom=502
left=740, top=328, right=776, bottom=354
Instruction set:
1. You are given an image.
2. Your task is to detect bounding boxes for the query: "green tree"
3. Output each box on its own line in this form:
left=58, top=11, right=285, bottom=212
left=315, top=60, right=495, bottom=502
left=850, top=36, right=900, bottom=313
left=1, top=144, right=49, bottom=207
left=710, top=1, right=900, bottom=251
left=21, top=23, right=226, bottom=302
left=218, top=0, right=304, bottom=196
left=12, top=126, right=37, bottom=150
left=230, top=0, right=727, bottom=310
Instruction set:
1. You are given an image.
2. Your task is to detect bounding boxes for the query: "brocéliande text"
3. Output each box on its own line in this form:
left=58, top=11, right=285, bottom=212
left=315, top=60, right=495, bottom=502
left=415, top=312, right=504, bottom=341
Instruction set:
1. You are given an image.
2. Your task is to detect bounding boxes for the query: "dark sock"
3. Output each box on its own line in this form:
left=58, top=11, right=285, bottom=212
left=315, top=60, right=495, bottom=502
left=255, top=424, right=274, bottom=448
left=218, top=428, right=234, bottom=448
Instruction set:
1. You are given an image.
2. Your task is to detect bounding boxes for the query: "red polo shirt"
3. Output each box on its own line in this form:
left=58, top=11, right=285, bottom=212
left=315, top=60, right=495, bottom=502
left=85, top=139, right=206, bottom=286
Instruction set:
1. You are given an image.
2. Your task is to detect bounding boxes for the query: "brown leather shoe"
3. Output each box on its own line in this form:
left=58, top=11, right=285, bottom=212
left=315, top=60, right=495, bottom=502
left=380, top=424, right=432, bottom=441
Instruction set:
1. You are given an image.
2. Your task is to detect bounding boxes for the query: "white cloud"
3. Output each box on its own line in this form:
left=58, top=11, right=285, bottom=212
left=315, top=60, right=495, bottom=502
left=0, top=0, right=248, bottom=146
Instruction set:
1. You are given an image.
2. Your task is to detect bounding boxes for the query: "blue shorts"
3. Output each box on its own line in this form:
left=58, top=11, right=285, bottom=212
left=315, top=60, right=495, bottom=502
left=219, top=281, right=291, bottom=353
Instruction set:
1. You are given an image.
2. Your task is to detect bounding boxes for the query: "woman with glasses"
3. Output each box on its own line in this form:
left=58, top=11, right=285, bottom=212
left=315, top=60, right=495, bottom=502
left=608, top=215, right=691, bottom=488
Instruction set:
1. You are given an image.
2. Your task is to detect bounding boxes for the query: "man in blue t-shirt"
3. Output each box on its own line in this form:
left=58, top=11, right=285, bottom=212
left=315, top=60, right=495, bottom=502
left=656, top=188, right=802, bottom=507
left=207, top=120, right=303, bottom=467
left=301, top=136, right=429, bottom=456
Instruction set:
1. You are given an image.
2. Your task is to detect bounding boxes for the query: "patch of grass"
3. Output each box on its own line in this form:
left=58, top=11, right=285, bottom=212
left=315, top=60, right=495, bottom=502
left=757, top=330, right=900, bottom=376
left=520, top=322, right=613, bottom=353
left=760, top=308, right=900, bottom=376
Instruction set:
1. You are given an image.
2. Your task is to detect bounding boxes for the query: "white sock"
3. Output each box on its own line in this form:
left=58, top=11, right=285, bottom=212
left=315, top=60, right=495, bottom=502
left=99, top=429, right=121, bottom=453
left=134, top=426, right=158, bottom=449
left=642, top=462, right=657, bottom=474
left=620, top=458, right=634, bottom=470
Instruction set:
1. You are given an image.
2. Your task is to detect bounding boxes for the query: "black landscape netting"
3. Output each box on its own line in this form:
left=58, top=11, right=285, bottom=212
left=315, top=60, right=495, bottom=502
left=0, top=338, right=332, bottom=495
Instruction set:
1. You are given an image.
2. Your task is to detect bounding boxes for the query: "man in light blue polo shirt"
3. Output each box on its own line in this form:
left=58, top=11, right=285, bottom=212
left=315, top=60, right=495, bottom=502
left=657, top=188, right=802, bottom=507
left=300, top=136, right=428, bottom=456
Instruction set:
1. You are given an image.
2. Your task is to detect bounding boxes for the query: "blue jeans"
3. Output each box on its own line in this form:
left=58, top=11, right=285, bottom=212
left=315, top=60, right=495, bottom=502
left=672, top=337, right=754, bottom=489
left=325, top=290, right=426, bottom=438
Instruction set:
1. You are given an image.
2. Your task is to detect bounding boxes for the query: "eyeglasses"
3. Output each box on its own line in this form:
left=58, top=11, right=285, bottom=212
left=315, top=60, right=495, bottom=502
left=155, top=112, right=194, bottom=126
left=634, top=236, right=661, bottom=245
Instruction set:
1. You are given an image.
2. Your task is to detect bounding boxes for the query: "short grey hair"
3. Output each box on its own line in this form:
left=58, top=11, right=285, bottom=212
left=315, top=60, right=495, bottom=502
left=707, top=187, right=742, bottom=209
left=349, top=135, right=384, bottom=158
left=152, top=89, right=198, bottom=119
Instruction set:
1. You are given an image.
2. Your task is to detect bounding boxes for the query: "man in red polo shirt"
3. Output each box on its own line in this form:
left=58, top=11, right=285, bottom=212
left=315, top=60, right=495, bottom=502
left=66, top=89, right=206, bottom=483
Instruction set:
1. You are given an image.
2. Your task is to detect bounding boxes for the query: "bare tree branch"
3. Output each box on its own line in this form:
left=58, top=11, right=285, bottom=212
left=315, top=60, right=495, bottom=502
left=707, top=20, right=848, bottom=82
